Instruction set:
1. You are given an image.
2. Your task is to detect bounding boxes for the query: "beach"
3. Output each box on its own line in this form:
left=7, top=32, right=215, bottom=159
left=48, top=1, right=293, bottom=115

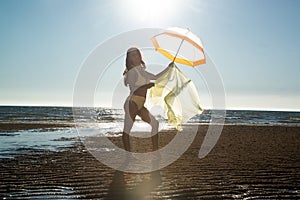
left=1, top=124, right=299, bottom=199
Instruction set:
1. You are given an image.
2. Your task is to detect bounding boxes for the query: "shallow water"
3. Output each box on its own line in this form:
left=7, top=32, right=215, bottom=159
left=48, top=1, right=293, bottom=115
left=0, top=128, right=79, bottom=159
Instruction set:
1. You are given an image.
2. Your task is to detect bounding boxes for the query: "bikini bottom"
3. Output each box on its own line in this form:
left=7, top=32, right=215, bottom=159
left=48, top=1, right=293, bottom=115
left=129, top=95, right=146, bottom=110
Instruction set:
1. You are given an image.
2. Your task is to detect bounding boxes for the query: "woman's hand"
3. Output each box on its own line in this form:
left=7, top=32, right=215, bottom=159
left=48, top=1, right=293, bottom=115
left=168, top=62, right=174, bottom=68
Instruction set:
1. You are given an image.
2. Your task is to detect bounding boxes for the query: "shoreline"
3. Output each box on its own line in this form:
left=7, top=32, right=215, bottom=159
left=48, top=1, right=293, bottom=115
left=1, top=124, right=299, bottom=199
left=0, top=122, right=299, bottom=132
left=0, top=122, right=75, bottom=132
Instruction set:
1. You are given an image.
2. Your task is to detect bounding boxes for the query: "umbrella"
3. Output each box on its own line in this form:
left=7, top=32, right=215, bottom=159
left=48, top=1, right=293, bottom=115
left=152, top=27, right=206, bottom=67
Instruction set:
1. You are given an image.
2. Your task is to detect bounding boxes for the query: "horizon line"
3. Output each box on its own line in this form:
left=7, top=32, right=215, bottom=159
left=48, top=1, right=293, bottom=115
left=0, top=103, right=299, bottom=112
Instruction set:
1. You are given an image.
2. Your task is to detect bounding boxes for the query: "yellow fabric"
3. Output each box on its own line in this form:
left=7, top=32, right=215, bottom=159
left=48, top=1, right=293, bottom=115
left=130, top=95, right=146, bottom=110
left=149, top=63, right=203, bottom=130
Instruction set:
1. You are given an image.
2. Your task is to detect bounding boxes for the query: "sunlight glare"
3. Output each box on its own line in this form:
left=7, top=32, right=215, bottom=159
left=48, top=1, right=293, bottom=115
left=123, top=0, right=181, bottom=24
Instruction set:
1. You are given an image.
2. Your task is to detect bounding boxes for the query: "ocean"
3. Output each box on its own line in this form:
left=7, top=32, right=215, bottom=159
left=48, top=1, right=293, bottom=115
left=0, top=106, right=299, bottom=159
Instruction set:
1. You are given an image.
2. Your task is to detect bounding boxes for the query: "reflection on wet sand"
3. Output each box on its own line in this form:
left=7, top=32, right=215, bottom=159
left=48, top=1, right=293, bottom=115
left=107, top=170, right=162, bottom=200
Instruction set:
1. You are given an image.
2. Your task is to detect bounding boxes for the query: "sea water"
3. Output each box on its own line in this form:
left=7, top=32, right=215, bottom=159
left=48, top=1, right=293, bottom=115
left=0, top=106, right=299, bottom=158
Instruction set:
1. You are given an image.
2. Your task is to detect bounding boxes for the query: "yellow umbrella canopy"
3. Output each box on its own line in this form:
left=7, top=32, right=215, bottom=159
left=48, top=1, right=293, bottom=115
left=152, top=27, right=206, bottom=67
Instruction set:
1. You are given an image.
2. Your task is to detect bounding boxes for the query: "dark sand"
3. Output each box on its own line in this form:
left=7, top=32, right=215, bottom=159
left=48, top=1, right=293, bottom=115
left=0, top=125, right=299, bottom=199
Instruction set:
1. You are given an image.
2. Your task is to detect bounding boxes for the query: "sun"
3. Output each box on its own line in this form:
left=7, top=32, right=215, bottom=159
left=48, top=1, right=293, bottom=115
left=122, top=0, right=181, bottom=25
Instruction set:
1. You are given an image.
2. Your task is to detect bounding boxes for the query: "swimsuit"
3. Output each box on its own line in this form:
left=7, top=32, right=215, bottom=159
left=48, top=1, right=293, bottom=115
left=129, top=95, right=146, bottom=110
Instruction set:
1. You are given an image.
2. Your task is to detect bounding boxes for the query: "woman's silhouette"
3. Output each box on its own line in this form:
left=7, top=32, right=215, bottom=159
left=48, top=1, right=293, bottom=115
left=122, top=47, right=171, bottom=152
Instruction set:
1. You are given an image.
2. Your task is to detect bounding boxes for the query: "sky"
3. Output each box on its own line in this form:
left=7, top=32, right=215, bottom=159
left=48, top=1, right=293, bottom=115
left=0, top=0, right=299, bottom=111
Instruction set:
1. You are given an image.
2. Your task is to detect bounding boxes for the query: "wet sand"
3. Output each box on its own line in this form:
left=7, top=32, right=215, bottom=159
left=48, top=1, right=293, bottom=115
left=0, top=125, right=299, bottom=199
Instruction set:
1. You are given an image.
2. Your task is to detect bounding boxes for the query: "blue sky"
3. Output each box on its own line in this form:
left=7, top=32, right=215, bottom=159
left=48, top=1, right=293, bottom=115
left=0, top=0, right=299, bottom=111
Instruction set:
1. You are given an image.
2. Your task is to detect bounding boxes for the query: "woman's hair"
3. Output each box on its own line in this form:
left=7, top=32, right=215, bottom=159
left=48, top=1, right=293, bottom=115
left=123, top=47, right=146, bottom=86
left=123, top=47, right=146, bottom=75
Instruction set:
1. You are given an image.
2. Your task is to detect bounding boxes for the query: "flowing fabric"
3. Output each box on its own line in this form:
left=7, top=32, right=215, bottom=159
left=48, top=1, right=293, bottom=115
left=149, top=64, right=203, bottom=130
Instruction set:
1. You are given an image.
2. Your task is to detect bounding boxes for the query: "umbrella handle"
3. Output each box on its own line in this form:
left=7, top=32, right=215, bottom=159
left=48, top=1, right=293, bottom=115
left=172, top=38, right=185, bottom=63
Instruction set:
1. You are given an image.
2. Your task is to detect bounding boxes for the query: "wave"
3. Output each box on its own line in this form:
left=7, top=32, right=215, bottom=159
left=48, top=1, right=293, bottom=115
left=1, top=106, right=300, bottom=126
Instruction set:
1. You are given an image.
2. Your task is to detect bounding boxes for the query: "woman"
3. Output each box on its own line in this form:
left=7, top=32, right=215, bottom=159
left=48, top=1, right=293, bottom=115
left=123, top=47, right=171, bottom=152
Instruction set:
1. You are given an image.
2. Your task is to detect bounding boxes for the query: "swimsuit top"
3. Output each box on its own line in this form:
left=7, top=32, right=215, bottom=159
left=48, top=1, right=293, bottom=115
left=125, top=65, right=155, bottom=94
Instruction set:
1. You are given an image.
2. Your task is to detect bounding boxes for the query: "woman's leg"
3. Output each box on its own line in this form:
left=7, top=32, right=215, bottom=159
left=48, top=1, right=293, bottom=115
left=123, top=100, right=139, bottom=151
left=138, top=107, right=159, bottom=151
